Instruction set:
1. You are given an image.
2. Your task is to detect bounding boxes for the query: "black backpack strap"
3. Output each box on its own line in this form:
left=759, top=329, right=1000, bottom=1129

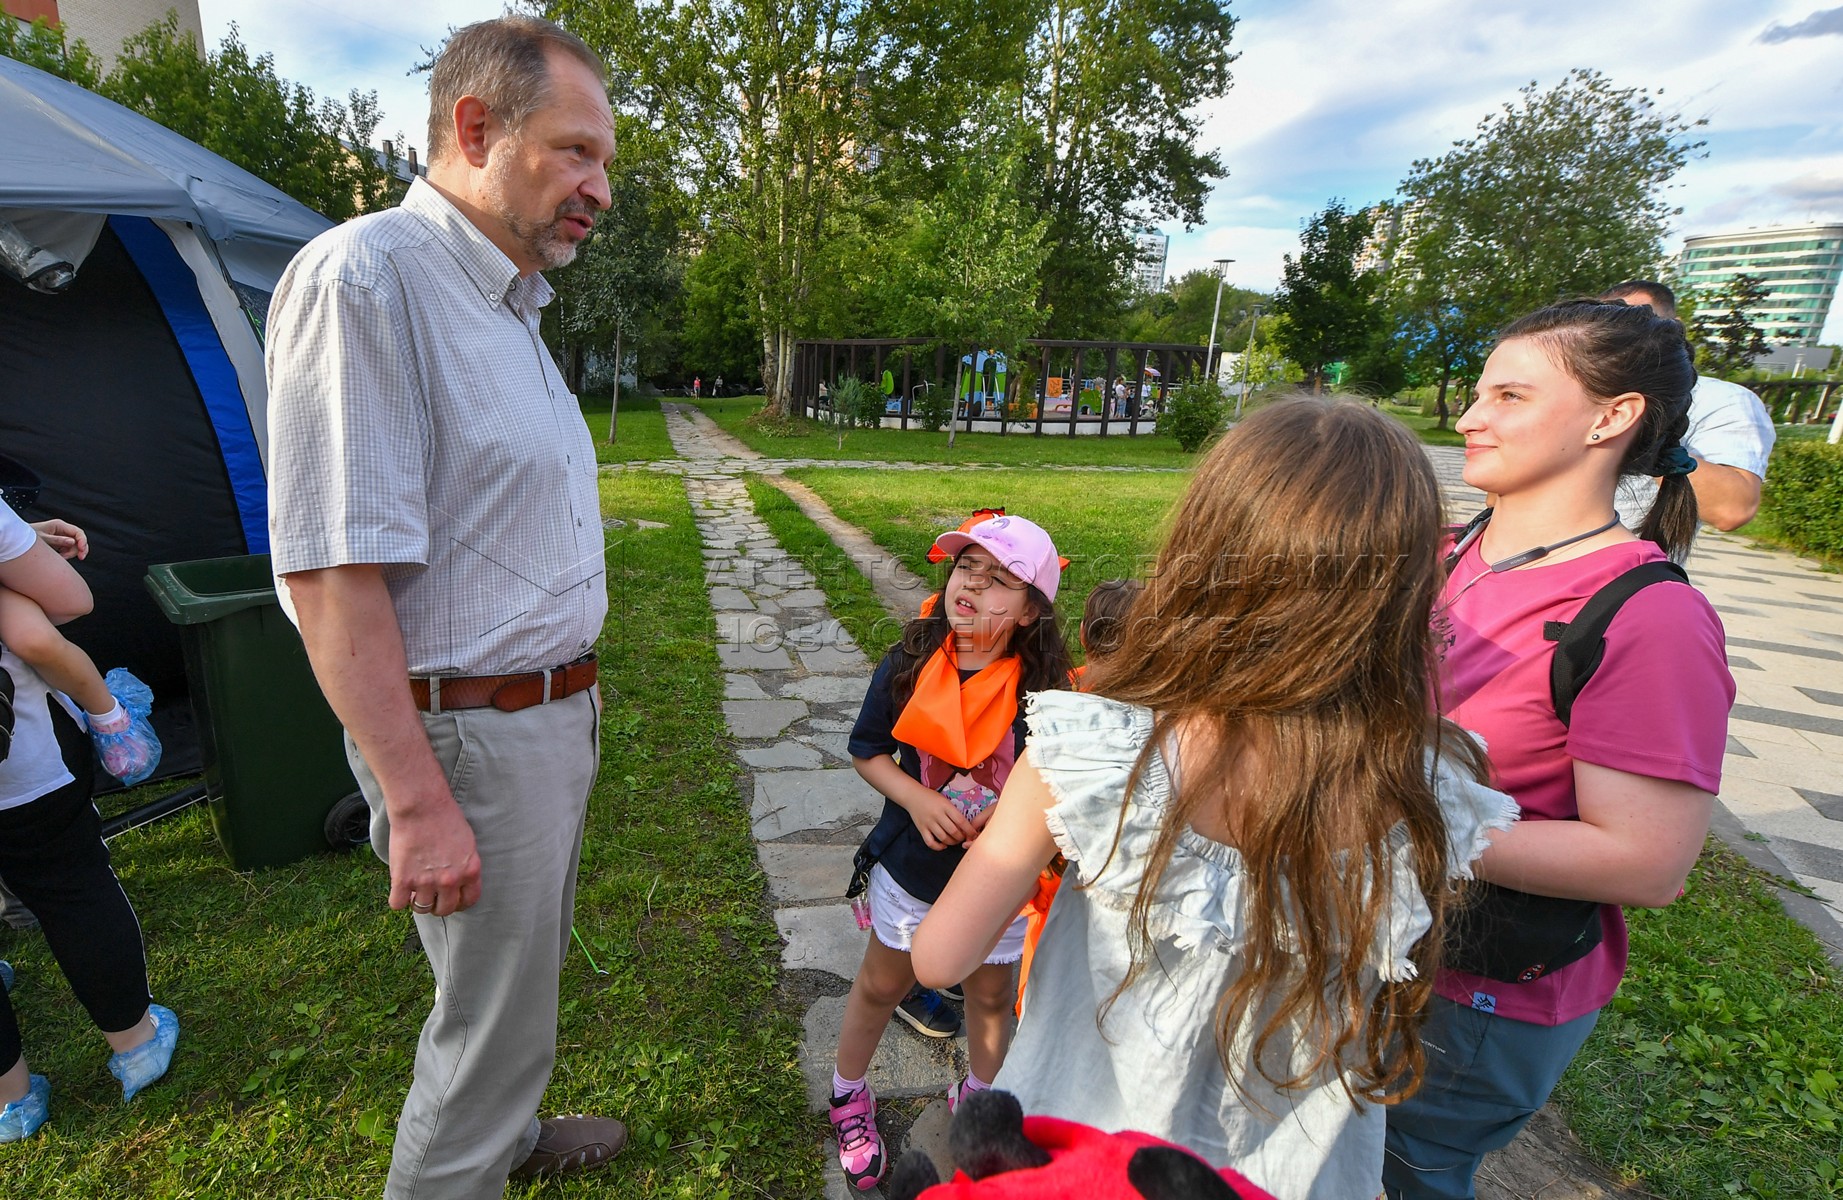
left=1545, top=561, right=1689, bottom=727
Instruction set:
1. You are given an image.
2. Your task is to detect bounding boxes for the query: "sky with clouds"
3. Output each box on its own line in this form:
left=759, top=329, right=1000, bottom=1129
left=195, top=0, right=1843, bottom=342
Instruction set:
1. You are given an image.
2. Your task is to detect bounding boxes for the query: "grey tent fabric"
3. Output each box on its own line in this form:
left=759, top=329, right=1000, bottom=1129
left=0, top=54, right=331, bottom=288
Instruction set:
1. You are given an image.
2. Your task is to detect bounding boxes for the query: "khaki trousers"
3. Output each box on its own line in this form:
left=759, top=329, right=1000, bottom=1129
left=346, top=688, right=600, bottom=1200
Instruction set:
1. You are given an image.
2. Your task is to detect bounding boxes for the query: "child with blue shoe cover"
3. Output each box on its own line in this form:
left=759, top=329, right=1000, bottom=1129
left=0, top=507, right=175, bottom=1142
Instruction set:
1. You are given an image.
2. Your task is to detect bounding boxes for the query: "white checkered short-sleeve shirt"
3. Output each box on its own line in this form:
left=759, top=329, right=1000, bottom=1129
left=266, top=179, right=607, bottom=676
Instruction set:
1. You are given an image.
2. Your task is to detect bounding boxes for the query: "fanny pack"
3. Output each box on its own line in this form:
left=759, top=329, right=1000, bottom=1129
left=1444, top=882, right=1603, bottom=983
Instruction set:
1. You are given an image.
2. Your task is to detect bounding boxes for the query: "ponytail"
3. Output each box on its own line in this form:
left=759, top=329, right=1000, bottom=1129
left=1639, top=472, right=1698, bottom=560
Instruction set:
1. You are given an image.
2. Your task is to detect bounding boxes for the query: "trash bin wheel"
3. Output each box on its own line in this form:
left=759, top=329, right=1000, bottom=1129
left=324, top=791, right=371, bottom=851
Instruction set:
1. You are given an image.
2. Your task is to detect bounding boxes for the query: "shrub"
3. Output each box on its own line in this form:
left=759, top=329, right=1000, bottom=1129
left=1762, top=439, right=1843, bottom=560
left=1157, top=375, right=1229, bottom=452
left=915, top=384, right=954, bottom=433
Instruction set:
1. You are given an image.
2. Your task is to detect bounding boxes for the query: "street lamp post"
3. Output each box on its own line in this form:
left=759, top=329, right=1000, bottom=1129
left=1236, top=303, right=1264, bottom=419
left=1204, top=257, right=1235, bottom=388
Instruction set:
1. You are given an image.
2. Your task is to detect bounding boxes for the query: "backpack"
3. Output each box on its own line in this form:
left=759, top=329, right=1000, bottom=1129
left=1445, top=558, right=1690, bottom=984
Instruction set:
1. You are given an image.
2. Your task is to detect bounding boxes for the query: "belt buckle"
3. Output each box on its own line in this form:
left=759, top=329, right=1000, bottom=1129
left=427, top=676, right=443, bottom=716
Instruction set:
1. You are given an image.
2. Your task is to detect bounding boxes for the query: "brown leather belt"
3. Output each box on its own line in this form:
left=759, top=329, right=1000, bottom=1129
left=410, top=656, right=597, bottom=714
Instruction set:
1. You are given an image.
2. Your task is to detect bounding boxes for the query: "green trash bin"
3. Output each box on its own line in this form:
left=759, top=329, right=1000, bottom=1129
left=145, top=554, right=367, bottom=871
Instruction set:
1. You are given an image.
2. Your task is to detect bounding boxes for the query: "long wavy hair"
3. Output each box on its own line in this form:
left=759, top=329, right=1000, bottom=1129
left=1499, top=300, right=1700, bottom=559
left=890, top=566, right=1074, bottom=715
left=1084, top=395, right=1488, bottom=1106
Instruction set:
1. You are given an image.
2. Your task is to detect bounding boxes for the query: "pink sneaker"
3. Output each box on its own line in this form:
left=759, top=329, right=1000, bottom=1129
left=828, top=1083, right=886, bottom=1191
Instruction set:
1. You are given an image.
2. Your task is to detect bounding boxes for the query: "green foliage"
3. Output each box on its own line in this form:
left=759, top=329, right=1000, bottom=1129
left=915, top=384, right=955, bottom=432
left=0, top=15, right=103, bottom=86
left=1121, top=268, right=1269, bottom=347
left=4, top=15, right=400, bottom=221
left=680, top=230, right=764, bottom=388
left=1156, top=374, right=1228, bottom=451
left=1270, top=200, right=1382, bottom=391
left=820, top=376, right=882, bottom=448
left=1760, top=440, right=1843, bottom=561
left=1556, top=842, right=1843, bottom=1198
left=1692, top=273, right=1773, bottom=378
left=1388, top=69, right=1704, bottom=425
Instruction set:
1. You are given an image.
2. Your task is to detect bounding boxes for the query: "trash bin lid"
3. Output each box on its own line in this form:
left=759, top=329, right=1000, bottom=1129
left=146, top=554, right=281, bottom=625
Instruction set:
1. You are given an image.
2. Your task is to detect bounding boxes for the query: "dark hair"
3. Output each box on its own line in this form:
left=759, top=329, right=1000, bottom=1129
left=1080, top=579, right=1142, bottom=660
left=1598, top=279, right=1678, bottom=320
left=1498, top=300, right=1698, bottom=558
left=1085, top=395, right=1490, bottom=1105
left=428, top=16, right=606, bottom=163
left=890, top=575, right=1073, bottom=713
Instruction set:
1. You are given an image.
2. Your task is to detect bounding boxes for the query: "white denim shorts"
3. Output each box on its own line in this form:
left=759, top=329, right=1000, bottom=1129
left=867, top=863, right=1027, bottom=965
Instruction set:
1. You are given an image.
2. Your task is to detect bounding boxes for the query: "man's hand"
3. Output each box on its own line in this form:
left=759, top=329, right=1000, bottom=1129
left=387, top=798, right=483, bottom=916
left=30, top=519, right=87, bottom=559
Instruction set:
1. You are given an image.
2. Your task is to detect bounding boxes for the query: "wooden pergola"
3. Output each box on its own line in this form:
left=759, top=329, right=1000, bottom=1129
left=791, top=337, right=1216, bottom=436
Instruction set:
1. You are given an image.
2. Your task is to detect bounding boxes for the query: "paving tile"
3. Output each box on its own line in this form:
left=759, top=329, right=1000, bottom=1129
left=798, top=993, right=961, bottom=1108
left=1796, top=788, right=1843, bottom=821
left=1771, top=837, right=1843, bottom=885
left=1725, top=735, right=1757, bottom=759
left=715, top=642, right=793, bottom=671
left=1796, top=687, right=1843, bottom=709
left=724, top=673, right=769, bottom=700
left=739, top=741, right=825, bottom=770
left=752, top=768, right=880, bottom=840
left=723, top=699, right=809, bottom=739
left=755, top=842, right=857, bottom=903
left=779, top=675, right=873, bottom=705
left=1731, top=703, right=1843, bottom=739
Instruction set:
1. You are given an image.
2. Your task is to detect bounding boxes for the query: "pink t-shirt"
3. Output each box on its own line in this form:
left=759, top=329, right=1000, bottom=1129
left=1433, top=538, right=1733, bottom=1025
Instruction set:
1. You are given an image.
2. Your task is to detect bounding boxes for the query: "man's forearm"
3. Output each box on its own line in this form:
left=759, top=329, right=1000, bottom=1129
left=285, top=564, right=451, bottom=818
left=1687, top=460, right=1763, bottom=531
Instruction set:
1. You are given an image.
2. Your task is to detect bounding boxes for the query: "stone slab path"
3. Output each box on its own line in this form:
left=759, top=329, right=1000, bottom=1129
left=650, top=404, right=1842, bottom=1197
left=664, top=405, right=963, bottom=1197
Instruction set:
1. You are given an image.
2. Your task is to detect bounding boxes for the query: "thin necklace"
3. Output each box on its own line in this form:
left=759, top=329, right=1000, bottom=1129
left=1444, top=510, right=1623, bottom=607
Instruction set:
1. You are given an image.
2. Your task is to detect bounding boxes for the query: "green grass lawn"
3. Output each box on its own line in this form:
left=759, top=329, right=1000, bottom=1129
left=693, top=397, right=1198, bottom=467
left=789, top=464, right=1843, bottom=1199
left=580, top=393, right=677, bottom=463
left=745, top=478, right=904, bottom=656
left=3, top=472, right=815, bottom=1198
left=1380, top=402, right=1468, bottom=447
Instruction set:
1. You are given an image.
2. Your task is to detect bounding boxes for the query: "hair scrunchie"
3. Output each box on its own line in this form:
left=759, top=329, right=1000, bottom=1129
left=1657, top=445, right=1698, bottom=477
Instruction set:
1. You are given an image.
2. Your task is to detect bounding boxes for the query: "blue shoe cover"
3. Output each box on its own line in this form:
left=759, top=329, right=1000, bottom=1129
left=0, top=960, right=12, bottom=994
left=91, top=668, right=162, bottom=786
left=108, top=1004, right=178, bottom=1102
left=0, top=1074, right=49, bottom=1143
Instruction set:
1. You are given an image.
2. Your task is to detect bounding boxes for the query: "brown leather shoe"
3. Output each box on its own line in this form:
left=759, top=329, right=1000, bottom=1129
left=509, top=1115, right=628, bottom=1179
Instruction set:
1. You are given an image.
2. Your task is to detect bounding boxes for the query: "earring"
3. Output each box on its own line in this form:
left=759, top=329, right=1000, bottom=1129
left=1590, top=433, right=1601, bottom=441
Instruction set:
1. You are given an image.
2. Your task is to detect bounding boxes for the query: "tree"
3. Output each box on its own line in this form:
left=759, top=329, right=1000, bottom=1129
left=1691, top=273, right=1772, bottom=379
left=4, top=15, right=398, bottom=221
left=1390, top=69, right=1705, bottom=426
left=1270, top=200, right=1381, bottom=392
left=680, top=231, right=765, bottom=391
left=1120, top=269, right=1267, bottom=348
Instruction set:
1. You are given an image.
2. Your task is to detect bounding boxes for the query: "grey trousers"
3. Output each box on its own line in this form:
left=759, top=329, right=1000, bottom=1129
left=346, top=688, right=601, bottom=1200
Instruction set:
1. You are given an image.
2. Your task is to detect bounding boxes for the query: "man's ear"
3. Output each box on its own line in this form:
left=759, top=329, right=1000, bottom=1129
left=452, top=95, right=495, bottom=169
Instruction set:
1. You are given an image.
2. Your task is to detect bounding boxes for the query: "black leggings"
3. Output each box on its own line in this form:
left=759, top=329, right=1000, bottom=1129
left=0, top=698, right=151, bottom=1074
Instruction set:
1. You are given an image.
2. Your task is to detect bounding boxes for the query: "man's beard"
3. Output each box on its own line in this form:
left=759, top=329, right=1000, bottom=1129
left=483, top=159, right=594, bottom=270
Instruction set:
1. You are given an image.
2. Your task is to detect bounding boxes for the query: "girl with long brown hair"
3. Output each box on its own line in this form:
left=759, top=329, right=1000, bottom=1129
left=912, top=397, right=1513, bottom=1199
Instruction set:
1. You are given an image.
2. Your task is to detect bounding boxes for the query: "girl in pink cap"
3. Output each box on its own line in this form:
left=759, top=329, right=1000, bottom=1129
left=827, top=514, right=1073, bottom=1191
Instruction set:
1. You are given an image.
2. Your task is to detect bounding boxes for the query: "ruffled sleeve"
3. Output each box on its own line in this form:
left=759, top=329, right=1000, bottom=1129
left=1371, top=741, right=1520, bottom=981
left=1026, top=690, right=1249, bottom=954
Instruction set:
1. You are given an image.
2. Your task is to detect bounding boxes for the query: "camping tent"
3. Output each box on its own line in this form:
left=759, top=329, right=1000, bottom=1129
left=0, top=54, right=333, bottom=777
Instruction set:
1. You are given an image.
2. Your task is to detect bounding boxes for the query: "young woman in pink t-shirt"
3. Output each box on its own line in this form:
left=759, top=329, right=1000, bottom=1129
left=1383, top=301, right=1734, bottom=1200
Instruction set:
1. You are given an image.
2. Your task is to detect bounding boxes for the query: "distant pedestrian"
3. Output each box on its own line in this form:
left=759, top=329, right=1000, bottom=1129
left=713, top=374, right=723, bottom=396
left=692, top=375, right=701, bottom=398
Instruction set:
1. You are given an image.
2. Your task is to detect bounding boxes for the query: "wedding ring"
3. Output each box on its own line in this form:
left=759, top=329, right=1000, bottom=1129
left=411, top=896, right=435, bottom=912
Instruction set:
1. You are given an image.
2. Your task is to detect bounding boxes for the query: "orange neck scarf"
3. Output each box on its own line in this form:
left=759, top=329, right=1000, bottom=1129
left=891, top=640, right=1022, bottom=769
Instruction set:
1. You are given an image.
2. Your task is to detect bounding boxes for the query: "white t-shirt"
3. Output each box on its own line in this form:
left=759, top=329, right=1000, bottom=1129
left=1615, top=375, right=1776, bottom=532
left=0, top=506, right=82, bottom=811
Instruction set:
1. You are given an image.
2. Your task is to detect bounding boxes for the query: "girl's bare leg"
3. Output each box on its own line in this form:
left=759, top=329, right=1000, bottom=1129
left=962, top=960, right=1018, bottom=1084
left=836, top=934, right=918, bottom=1081
left=0, top=588, right=112, bottom=714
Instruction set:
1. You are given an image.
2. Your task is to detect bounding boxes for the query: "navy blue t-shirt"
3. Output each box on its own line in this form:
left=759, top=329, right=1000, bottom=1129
left=848, top=649, right=1031, bottom=904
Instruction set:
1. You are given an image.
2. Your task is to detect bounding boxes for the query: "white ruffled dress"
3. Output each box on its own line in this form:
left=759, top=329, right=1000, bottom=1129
left=992, top=691, right=1516, bottom=1200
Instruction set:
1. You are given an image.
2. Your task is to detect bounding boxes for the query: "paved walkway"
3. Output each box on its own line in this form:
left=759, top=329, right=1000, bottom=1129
left=654, top=404, right=1843, bottom=1196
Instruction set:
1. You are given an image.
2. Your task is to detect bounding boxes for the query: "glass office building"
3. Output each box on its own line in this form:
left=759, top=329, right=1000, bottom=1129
left=1677, top=224, right=1843, bottom=345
